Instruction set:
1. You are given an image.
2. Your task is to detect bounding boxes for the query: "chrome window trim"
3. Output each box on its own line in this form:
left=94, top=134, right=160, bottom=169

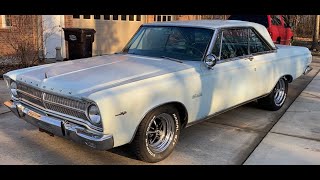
left=218, top=31, right=223, bottom=60
left=216, top=50, right=277, bottom=65
left=205, top=28, right=218, bottom=57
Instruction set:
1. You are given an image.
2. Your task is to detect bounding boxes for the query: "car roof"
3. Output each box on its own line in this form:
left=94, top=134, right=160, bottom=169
left=144, top=20, right=276, bottom=49
left=145, top=20, right=259, bottom=29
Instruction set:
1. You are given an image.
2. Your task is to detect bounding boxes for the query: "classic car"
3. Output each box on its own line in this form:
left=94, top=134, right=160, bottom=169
left=3, top=20, right=312, bottom=163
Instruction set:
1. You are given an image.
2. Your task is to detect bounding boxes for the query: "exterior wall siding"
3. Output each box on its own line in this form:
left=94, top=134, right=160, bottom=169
left=70, top=15, right=146, bottom=56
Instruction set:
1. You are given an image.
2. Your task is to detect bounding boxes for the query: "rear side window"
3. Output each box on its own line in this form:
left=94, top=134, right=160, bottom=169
left=249, top=29, right=271, bottom=54
left=228, top=15, right=268, bottom=27
left=271, top=15, right=282, bottom=26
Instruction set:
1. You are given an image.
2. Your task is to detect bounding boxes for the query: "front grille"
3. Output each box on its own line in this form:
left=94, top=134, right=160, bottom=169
left=45, top=103, right=88, bottom=120
left=17, top=82, right=89, bottom=121
left=17, top=91, right=44, bottom=108
left=44, top=93, right=87, bottom=111
left=17, top=83, right=42, bottom=99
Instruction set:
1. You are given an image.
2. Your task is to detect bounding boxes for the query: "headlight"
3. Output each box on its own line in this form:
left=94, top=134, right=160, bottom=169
left=87, top=104, right=101, bottom=125
left=10, top=81, right=18, bottom=97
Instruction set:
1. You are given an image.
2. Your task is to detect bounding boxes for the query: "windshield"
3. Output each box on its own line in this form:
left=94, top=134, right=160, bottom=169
left=123, top=26, right=214, bottom=61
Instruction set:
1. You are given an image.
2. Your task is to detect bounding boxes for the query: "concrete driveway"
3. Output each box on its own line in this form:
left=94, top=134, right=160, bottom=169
left=0, top=57, right=319, bottom=165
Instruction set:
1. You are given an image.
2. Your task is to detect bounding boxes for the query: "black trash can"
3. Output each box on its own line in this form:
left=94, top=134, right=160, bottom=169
left=63, top=28, right=96, bottom=60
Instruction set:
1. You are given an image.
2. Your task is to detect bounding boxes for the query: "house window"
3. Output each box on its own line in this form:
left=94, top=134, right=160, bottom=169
left=129, top=15, right=134, bottom=21
left=73, top=15, right=80, bottom=19
left=94, top=15, right=101, bottom=19
left=121, top=15, right=126, bottom=21
left=162, top=16, right=167, bottom=21
left=104, top=15, right=110, bottom=20
left=113, top=15, right=118, bottom=20
left=136, top=15, right=141, bottom=21
left=2, top=15, right=12, bottom=27
left=155, top=15, right=173, bottom=22
left=83, top=15, right=91, bottom=19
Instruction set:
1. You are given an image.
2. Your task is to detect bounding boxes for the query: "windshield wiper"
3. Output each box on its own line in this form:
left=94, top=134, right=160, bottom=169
left=160, top=56, right=183, bottom=63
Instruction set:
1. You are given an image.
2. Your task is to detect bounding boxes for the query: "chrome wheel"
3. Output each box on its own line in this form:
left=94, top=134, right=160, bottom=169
left=146, top=113, right=175, bottom=153
left=274, top=78, right=287, bottom=106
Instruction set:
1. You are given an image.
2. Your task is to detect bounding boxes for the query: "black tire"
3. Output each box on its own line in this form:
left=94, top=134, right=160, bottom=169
left=258, top=78, right=288, bottom=111
left=132, top=105, right=180, bottom=163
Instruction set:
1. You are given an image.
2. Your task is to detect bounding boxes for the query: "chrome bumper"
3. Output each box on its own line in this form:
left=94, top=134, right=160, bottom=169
left=304, top=66, right=313, bottom=75
left=4, top=100, right=114, bottom=150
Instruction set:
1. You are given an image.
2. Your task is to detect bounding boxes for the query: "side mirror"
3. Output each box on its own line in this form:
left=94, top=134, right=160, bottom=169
left=204, top=54, right=217, bottom=69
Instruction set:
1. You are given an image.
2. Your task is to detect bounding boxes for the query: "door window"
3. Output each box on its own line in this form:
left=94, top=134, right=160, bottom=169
left=212, top=29, right=249, bottom=60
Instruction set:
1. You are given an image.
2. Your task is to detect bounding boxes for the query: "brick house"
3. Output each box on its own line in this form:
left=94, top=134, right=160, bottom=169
left=1, top=15, right=225, bottom=62
left=0, top=15, right=41, bottom=61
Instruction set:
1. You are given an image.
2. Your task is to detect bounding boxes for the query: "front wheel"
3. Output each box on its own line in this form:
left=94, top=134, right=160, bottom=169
left=258, top=78, right=288, bottom=111
left=132, top=105, right=180, bottom=163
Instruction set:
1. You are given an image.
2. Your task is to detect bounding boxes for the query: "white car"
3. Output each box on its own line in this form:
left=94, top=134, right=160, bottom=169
left=4, top=20, right=312, bottom=162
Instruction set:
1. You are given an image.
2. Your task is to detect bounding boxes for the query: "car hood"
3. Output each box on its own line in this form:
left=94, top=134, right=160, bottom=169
left=8, top=54, right=194, bottom=96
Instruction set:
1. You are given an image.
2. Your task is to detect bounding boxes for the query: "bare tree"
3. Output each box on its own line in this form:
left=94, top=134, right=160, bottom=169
left=311, top=15, right=320, bottom=51
left=0, top=15, right=43, bottom=68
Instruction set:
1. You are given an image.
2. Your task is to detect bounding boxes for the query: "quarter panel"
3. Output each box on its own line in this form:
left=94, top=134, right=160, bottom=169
left=254, top=45, right=311, bottom=95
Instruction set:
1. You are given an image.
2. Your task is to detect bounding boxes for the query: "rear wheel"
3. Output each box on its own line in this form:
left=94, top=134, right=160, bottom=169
left=132, top=105, right=180, bottom=163
left=258, top=78, right=288, bottom=111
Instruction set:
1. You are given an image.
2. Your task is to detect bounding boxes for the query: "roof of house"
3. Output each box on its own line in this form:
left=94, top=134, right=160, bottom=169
left=144, top=20, right=276, bottom=48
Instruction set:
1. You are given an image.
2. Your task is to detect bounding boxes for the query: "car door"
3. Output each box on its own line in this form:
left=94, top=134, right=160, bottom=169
left=247, top=28, right=278, bottom=95
left=199, top=28, right=260, bottom=116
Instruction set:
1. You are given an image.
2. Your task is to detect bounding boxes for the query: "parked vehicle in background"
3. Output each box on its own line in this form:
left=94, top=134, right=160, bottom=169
left=228, top=15, right=294, bottom=45
left=3, top=20, right=311, bottom=163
